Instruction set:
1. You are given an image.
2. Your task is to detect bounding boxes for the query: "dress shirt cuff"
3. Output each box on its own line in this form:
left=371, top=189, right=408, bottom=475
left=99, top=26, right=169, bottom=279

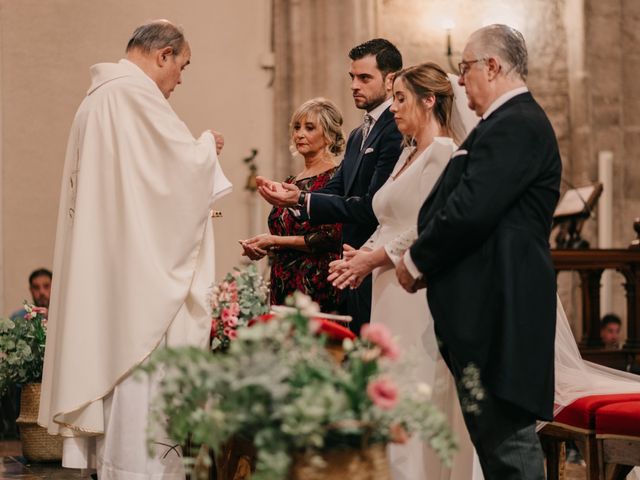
left=403, top=250, right=422, bottom=280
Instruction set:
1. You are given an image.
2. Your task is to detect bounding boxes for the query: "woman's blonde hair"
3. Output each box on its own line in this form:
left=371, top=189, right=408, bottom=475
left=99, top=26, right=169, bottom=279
left=393, top=62, right=456, bottom=144
left=289, top=97, right=345, bottom=156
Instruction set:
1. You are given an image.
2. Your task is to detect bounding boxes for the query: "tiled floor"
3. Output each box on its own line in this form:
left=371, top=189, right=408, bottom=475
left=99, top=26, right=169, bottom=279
left=0, top=439, right=588, bottom=479
left=0, top=441, right=85, bottom=479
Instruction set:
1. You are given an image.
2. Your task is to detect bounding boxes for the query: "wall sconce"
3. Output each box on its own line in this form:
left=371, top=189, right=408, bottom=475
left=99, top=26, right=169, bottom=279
left=442, top=20, right=458, bottom=73
left=243, top=149, right=259, bottom=192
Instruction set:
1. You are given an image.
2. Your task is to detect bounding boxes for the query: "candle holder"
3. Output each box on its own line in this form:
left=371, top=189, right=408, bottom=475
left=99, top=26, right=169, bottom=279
left=243, top=149, right=259, bottom=192
left=445, top=27, right=458, bottom=73
left=442, top=24, right=460, bottom=75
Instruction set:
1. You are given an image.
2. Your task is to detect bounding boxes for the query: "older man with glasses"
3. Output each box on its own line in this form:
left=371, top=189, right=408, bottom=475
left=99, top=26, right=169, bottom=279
left=397, top=24, right=562, bottom=479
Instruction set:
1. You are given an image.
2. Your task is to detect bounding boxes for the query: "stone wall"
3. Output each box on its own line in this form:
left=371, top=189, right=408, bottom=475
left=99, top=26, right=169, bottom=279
left=0, top=0, right=274, bottom=314
left=272, top=0, right=640, bottom=339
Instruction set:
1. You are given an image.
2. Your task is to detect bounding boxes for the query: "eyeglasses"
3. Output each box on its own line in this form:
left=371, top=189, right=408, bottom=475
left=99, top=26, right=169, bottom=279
left=458, top=59, right=485, bottom=76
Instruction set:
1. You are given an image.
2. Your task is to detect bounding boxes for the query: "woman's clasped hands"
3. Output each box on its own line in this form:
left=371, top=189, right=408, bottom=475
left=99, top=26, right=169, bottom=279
left=239, top=234, right=279, bottom=261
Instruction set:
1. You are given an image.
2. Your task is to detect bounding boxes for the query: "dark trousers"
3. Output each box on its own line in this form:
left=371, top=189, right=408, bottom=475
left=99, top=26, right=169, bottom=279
left=0, top=385, right=19, bottom=439
left=448, top=353, right=546, bottom=480
left=346, top=274, right=371, bottom=336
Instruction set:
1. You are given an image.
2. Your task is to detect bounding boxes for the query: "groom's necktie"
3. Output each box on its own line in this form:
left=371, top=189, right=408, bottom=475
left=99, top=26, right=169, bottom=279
left=360, top=114, right=373, bottom=150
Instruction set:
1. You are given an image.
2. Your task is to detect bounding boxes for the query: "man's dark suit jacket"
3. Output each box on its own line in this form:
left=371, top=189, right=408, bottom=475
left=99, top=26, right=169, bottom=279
left=305, top=106, right=402, bottom=330
left=410, top=92, right=561, bottom=421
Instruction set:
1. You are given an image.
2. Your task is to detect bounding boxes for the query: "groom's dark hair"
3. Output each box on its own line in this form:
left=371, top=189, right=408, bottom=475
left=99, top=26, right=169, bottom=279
left=349, top=38, right=402, bottom=77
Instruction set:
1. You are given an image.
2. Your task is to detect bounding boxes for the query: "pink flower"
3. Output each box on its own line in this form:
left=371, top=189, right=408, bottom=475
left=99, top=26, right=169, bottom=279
left=229, top=302, right=240, bottom=317
left=309, top=318, right=322, bottom=333
left=223, top=326, right=237, bottom=339
left=360, top=324, right=399, bottom=360
left=224, top=316, right=238, bottom=328
left=32, top=306, right=48, bottom=316
left=210, top=318, right=219, bottom=338
left=367, top=377, right=399, bottom=410
left=221, top=308, right=234, bottom=322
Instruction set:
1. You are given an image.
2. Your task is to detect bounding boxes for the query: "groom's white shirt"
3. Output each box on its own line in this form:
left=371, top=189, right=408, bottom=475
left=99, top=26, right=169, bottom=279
left=402, top=86, right=529, bottom=280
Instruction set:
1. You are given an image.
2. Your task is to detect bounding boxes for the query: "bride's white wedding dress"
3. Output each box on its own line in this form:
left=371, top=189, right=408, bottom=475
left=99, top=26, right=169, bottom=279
left=361, top=74, right=640, bottom=480
left=364, top=137, right=482, bottom=480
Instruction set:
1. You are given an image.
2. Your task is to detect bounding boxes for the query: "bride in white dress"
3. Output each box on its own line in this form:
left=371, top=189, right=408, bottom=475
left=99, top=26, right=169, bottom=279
left=329, top=62, right=481, bottom=480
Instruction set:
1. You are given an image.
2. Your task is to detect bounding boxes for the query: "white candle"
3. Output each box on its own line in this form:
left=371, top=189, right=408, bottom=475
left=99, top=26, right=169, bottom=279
left=598, top=150, right=614, bottom=314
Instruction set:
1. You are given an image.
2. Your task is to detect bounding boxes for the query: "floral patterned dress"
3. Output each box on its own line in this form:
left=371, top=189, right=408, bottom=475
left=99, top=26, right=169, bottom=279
left=268, top=167, right=342, bottom=312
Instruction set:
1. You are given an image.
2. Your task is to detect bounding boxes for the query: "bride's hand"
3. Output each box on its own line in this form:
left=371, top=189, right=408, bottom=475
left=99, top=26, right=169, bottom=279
left=328, top=258, right=348, bottom=276
left=330, top=247, right=375, bottom=290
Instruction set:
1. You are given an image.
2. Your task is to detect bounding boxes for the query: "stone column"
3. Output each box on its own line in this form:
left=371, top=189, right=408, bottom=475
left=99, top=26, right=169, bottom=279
left=272, top=0, right=375, bottom=180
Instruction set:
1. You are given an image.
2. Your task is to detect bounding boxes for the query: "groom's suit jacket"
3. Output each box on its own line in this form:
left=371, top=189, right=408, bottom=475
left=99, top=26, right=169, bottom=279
left=308, top=106, right=402, bottom=248
left=304, top=106, right=402, bottom=331
left=410, top=92, right=561, bottom=421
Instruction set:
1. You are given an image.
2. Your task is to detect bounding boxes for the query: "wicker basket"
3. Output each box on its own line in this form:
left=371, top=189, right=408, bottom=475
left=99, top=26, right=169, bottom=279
left=16, top=383, right=63, bottom=462
left=291, top=444, right=390, bottom=480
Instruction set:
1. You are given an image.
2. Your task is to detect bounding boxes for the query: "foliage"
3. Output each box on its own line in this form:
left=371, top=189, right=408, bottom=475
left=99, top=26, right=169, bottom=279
left=144, top=293, right=457, bottom=479
left=0, top=304, right=48, bottom=395
left=209, top=264, right=269, bottom=350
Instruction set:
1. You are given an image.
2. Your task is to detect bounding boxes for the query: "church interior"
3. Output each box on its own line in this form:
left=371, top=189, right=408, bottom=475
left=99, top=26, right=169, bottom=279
left=1, top=0, right=639, bottom=478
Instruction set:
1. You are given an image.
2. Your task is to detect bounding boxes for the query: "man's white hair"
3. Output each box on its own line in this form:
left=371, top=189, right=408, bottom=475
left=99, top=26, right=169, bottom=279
left=469, top=24, right=528, bottom=80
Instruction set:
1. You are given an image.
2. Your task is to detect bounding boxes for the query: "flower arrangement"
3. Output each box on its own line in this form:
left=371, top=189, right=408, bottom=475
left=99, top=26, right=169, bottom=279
left=0, top=304, right=48, bottom=396
left=209, top=264, right=269, bottom=350
left=144, top=292, right=458, bottom=479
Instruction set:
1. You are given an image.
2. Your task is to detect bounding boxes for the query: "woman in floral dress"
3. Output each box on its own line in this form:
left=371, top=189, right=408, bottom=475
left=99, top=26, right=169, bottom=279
left=240, top=98, right=344, bottom=312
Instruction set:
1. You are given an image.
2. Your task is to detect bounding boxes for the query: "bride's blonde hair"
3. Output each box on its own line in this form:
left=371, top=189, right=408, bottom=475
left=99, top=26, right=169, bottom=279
left=393, top=63, right=457, bottom=145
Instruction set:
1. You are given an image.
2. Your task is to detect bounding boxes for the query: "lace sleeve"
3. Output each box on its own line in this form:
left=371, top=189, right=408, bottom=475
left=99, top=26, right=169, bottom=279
left=363, top=225, right=382, bottom=250
left=383, top=226, right=418, bottom=266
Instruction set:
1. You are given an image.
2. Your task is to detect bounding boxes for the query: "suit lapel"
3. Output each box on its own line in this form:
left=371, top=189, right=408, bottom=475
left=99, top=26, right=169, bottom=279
left=419, top=123, right=482, bottom=212
left=345, top=107, right=393, bottom=194
left=418, top=96, right=529, bottom=220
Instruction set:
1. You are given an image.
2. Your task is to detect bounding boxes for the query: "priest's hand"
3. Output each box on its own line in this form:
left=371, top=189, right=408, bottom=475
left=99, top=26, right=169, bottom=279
left=212, top=131, right=224, bottom=155
left=257, top=178, right=301, bottom=207
left=396, top=258, right=423, bottom=293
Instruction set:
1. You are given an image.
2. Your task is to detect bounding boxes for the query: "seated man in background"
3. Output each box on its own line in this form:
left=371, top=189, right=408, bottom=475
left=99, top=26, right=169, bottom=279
left=2, top=268, right=51, bottom=439
left=600, top=313, right=622, bottom=350
left=10, top=268, right=52, bottom=319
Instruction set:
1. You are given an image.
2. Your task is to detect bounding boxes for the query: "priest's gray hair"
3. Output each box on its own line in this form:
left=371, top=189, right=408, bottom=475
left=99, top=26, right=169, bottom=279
left=126, top=20, right=186, bottom=55
left=469, top=24, right=528, bottom=80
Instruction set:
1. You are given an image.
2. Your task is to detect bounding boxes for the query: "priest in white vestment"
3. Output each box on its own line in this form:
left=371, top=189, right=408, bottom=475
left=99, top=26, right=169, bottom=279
left=38, top=20, right=231, bottom=479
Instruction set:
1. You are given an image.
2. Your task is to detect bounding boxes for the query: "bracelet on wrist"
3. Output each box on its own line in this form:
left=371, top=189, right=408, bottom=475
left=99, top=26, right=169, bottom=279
left=297, top=191, right=308, bottom=208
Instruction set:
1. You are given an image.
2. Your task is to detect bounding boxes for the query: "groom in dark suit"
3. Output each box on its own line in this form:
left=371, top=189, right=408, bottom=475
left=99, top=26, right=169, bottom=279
left=397, top=25, right=561, bottom=479
left=258, top=39, right=403, bottom=333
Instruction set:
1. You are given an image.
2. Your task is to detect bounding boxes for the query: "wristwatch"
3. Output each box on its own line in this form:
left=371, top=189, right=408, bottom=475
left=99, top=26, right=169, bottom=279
left=297, top=191, right=308, bottom=208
